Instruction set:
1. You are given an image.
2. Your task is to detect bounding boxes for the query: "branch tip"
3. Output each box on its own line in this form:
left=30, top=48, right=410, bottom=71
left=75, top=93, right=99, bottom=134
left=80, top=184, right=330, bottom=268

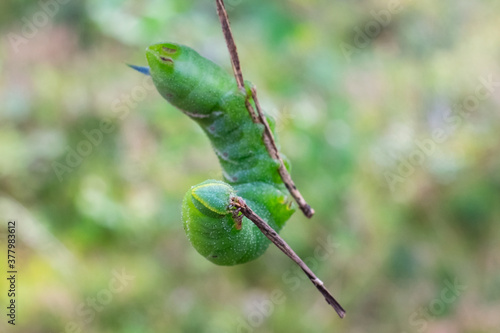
left=231, top=197, right=345, bottom=318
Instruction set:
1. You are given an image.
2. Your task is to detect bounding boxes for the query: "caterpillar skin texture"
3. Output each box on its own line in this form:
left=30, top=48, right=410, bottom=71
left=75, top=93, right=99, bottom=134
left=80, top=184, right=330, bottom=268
left=146, top=43, right=295, bottom=265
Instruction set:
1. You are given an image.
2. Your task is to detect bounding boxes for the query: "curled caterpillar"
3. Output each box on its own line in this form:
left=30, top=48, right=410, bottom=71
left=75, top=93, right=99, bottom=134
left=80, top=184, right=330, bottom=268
left=136, top=43, right=296, bottom=265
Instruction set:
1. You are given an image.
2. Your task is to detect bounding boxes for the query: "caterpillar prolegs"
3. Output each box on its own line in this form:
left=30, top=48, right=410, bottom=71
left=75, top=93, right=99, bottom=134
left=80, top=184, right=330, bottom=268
left=142, top=43, right=296, bottom=265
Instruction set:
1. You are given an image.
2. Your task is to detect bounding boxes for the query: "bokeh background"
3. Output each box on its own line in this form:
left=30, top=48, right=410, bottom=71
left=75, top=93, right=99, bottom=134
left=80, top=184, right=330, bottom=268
left=1, top=0, right=500, bottom=332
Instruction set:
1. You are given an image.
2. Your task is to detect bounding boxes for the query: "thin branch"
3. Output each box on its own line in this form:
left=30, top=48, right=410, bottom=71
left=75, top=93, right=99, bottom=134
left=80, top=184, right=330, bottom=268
left=215, top=0, right=244, bottom=89
left=250, top=87, right=315, bottom=217
left=215, top=0, right=315, bottom=218
left=231, top=197, right=346, bottom=318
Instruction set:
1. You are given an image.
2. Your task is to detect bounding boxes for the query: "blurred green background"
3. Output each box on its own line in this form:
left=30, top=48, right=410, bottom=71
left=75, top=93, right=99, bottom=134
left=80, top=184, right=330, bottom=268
left=1, top=0, right=500, bottom=332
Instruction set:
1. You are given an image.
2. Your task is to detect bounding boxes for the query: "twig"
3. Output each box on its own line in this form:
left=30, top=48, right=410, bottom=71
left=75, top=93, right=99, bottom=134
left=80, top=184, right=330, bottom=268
left=215, top=0, right=315, bottom=218
left=250, top=87, right=315, bottom=217
left=215, top=0, right=244, bottom=89
left=231, top=197, right=346, bottom=318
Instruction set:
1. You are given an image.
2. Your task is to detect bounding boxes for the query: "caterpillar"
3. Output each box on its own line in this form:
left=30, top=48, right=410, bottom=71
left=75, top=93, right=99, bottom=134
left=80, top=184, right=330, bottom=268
left=132, top=43, right=295, bottom=265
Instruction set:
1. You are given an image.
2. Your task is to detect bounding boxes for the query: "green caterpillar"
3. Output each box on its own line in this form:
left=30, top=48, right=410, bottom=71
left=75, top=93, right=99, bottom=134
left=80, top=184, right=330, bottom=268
left=133, top=43, right=295, bottom=265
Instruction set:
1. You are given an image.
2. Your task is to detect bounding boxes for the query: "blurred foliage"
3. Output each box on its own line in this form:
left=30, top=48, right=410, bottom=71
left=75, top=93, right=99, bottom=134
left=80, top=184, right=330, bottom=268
left=1, top=0, right=500, bottom=332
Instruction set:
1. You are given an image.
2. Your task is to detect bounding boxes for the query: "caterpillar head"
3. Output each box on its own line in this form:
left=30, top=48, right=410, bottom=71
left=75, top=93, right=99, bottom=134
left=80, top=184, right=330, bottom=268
left=182, top=180, right=251, bottom=265
left=189, top=180, right=235, bottom=216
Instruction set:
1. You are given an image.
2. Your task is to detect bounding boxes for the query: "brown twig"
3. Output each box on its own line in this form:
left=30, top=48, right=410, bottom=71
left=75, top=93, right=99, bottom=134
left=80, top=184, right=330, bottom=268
left=250, top=87, right=315, bottom=217
left=215, top=0, right=315, bottom=218
left=215, top=0, right=244, bottom=89
left=231, top=196, right=346, bottom=318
